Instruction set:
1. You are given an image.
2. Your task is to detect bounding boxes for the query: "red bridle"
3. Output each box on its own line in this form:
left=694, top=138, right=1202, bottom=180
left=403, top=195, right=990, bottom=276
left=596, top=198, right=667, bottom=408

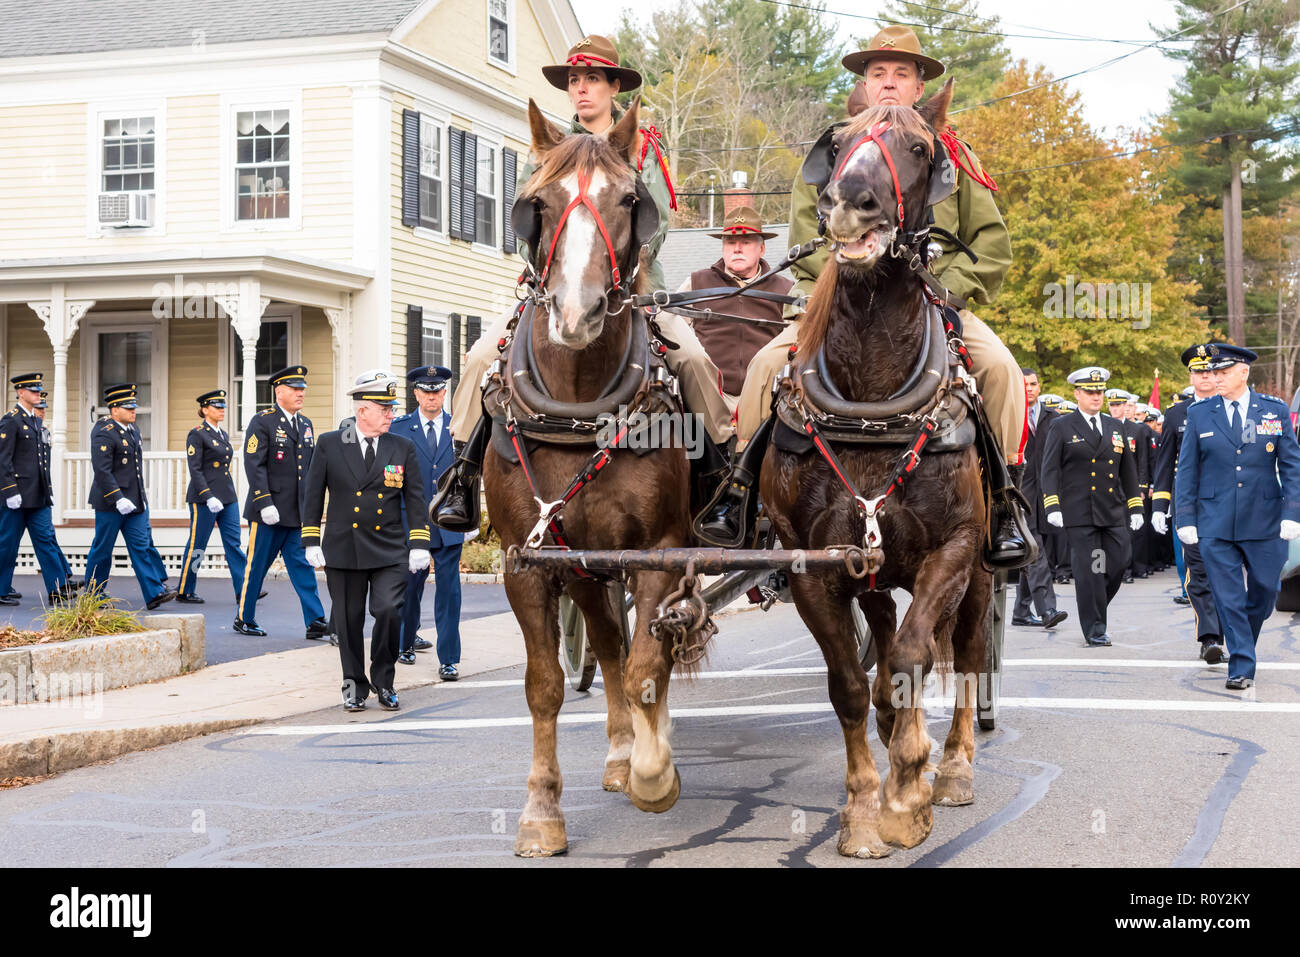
left=537, top=168, right=624, bottom=293
left=831, top=120, right=907, bottom=229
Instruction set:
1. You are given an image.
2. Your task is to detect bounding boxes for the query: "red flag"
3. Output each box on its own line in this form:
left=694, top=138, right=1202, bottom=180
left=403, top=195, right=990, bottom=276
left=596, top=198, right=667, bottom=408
left=1149, top=368, right=1160, bottom=410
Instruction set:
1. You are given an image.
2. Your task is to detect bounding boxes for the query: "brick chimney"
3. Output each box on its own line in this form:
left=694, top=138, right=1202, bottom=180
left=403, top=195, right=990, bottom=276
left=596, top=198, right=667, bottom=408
left=722, top=170, right=753, bottom=216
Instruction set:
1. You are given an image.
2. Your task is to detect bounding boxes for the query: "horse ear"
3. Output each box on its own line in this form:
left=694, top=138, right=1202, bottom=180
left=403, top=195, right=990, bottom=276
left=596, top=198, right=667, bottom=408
left=632, top=175, right=660, bottom=250
left=609, top=96, right=641, bottom=164
left=511, top=193, right=542, bottom=260
left=800, top=122, right=843, bottom=189
left=918, top=77, right=954, bottom=133
left=528, top=99, right=565, bottom=158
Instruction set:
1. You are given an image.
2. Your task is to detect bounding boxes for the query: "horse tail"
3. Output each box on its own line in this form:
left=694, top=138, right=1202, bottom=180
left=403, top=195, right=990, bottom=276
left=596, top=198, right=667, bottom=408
left=795, top=256, right=839, bottom=359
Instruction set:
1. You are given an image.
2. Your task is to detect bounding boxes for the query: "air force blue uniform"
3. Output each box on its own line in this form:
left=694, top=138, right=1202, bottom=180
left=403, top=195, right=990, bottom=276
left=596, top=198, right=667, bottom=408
left=1175, top=391, right=1300, bottom=679
left=179, top=419, right=248, bottom=599
left=0, top=399, right=71, bottom=596
left=393, top=407, right=464, bottom=664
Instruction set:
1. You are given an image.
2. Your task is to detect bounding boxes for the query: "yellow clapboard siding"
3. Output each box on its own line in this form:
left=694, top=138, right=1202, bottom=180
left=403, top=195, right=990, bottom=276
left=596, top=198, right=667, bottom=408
left=167, top=317, right=221, bottom=449
left=299, top=308, right=335, bottom=429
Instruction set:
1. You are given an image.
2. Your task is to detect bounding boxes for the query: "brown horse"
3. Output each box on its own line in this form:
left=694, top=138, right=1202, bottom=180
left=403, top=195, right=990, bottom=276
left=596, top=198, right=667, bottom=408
left=487, top=99, right=694, bottom=856
left=761, top=80, right=992, bottom=857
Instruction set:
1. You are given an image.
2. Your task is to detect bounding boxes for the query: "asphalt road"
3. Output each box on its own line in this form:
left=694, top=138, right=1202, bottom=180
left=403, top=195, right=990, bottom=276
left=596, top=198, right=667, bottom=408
left=2, top=569, right=1299, bottom=868
left=1, top=573, right=512, bottom=664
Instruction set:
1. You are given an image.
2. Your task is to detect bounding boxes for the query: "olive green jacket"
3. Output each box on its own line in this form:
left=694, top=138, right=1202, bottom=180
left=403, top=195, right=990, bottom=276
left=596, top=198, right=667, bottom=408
left=517, top=107, right=672, bottom=289
left=787, top=124, right=1012, bottom=312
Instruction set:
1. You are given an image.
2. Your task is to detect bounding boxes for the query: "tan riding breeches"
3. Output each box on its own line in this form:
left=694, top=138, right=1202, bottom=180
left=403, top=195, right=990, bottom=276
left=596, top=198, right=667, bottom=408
left=449, top=308, right=736, bottom=446
left=734, top=309, right=1027, bottom=462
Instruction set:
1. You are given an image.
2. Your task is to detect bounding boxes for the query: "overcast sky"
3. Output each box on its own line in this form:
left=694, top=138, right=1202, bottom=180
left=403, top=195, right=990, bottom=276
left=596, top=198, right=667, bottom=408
left=565, top=0, right=1188, bottom=136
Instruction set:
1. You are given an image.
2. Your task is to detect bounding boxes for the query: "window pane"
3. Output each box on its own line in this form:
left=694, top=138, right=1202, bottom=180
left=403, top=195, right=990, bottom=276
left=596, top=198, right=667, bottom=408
left=476, top=204, right=494, bottom=245
left=477, top=148, right=494, bottom=193
left=255, top=136, right=271, bottom=162
left=490, top=20, right=508, bottom=61
left=272, top=135, right=289, bottom=161
left=105, top=118, right=122, bottom=137
left=422, top=322, right=445, bottom=367
left=419, top=175, right=442, bottom=231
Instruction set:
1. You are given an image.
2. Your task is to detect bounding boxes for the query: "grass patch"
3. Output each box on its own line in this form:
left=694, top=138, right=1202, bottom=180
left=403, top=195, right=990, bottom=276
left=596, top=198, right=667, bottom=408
left=0, top=624, right=51, bottom=650
left=460, top=540, right=502, bottom=574
left=35, top=584, right=143, bottom=642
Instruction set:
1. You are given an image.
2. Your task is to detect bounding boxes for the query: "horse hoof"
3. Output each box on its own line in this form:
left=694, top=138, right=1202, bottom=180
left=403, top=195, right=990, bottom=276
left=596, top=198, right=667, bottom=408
left=836, top=822, right=892, bottom=859
left=932, top=771, right=975, bottom=807
left=514, top=819, right=568, bottom=858
left=627, top=767, right=681, bottom=813
left=602, top=760, right=630, bottom=792
left=879, top=801, right=933, bottom=849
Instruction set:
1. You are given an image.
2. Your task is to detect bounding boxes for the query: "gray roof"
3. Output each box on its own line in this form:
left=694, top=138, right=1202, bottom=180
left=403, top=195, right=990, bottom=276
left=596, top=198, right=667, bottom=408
left=658, top=225, right=790, bottom=292
left=0, top=0, right=422, bottom=59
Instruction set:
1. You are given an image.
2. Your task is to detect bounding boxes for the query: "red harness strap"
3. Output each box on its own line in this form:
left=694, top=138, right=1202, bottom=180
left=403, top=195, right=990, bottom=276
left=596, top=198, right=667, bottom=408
left=938, top=129, right=999, bottom=192
left=638, top=125, right=678, bottom=210
left=832, top=121, right=906, bottom=228
left=538, top=168, right=624, bottom=290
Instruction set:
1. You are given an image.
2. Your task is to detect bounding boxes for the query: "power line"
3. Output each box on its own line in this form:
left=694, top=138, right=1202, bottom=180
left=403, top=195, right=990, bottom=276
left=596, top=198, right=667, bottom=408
left=886, top=0, right=1195, bottom=47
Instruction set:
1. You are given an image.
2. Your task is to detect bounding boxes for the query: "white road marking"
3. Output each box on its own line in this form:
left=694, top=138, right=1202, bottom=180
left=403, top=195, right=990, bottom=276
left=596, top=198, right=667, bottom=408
left=242, top=695, right=1300, bottom=736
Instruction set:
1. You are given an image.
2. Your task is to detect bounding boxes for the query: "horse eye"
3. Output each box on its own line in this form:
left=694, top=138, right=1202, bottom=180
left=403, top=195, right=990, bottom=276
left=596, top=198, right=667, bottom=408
left=620, top=193, right=637, bottom=208
left=532, top=196, right=546, bottom=212
left=911, top=143, right=926, bottom=156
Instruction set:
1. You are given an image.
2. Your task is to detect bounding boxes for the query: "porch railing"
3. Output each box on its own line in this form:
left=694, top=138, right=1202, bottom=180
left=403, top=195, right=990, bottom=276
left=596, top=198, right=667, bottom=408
left=59, top=451, right=246, bottom=521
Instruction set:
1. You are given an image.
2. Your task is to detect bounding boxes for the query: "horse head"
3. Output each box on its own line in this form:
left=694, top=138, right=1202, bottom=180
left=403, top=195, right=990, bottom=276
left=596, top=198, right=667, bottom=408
left=812, top=79, right=956, bottom=271
left=515, top=98, right=660, bottom=349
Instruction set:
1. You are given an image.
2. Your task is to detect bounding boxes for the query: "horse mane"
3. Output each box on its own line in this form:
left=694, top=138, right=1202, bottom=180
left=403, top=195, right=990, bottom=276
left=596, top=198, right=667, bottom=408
left=795, top=257, right=840, bottom=360
left=842, top=104, right=936, bottom=157
left=520, top=134, right=632, bottom=197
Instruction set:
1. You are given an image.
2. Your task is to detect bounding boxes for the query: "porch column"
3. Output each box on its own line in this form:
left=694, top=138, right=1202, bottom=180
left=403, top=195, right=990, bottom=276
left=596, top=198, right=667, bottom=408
left=29, top=288, right=95, bottom=524
left=216, top=279, right=269, bottom=430
left=323, top=297, right=351, bottom=425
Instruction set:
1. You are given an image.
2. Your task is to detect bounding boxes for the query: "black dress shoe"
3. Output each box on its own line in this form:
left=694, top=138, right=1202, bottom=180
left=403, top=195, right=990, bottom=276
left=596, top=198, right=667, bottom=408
left=304, top=617, right=331, bottom=640
left=439, top=664, right=459, bottom=681
left=233, top=617, right=267, bottom=637
left=1042, top=609, right=1069, bottom=629
left=1085, top=633, right=1112, bottom=647
left=176, top=593, right=205, bottom=604
left=1012, top=614, right=1043, bottom=627
left=1225, top=676, right=1253, bottom=690
left=0, top=595, right=19, bottom=607
left=1122, top=574, right=1134, bottom=584
left=5, top=589, right=20, bottom=600
left=343, top=695, right=366, bottom=712
left=1199, top=638, right=1227, bottom=664
left=374, top=687, right=400, bottom=710
left=413, top=637, right=433, bottom=651
left=47, top=586, right=78, bottom=604
left=146, top=588, right=178, bottom=610
left=397, top=651, right=416, bottom=665
left=1173, top=595, right=1191, bottom=605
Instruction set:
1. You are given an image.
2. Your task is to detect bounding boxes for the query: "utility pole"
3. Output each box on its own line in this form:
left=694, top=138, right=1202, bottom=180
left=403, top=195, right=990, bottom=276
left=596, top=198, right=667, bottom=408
left=1225, top=152, right=1246, bottom=345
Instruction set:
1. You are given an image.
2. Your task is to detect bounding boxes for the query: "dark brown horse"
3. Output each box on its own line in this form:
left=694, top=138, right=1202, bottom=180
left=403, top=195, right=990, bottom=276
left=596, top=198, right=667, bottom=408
left=486, top=99, right=694, bottom=856
left=762, top=80, right=992, bottom=857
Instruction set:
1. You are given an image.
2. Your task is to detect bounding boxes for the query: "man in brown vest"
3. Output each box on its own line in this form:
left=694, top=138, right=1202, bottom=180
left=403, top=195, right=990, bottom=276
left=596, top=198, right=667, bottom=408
left=676, top=206, right=792, bottom=420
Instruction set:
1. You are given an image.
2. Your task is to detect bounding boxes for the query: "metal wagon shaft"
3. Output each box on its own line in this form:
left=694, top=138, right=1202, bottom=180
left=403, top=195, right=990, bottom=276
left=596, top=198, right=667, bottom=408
left=506, top=544, right=872, bottom=578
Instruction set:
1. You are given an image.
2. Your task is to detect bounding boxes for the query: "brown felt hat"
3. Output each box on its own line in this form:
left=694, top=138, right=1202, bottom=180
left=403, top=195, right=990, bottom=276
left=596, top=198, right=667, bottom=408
left=542, top=35, right=642, bottom=93
left=842, top=25, right=946, bottom=81
left=708, top=205, right=778, bottom=240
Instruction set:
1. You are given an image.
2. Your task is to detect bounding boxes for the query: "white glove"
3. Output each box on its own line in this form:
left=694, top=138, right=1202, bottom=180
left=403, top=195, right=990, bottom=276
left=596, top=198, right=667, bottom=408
left=1177, top=526, right=1198, bottom=546
left=5, top=494, right=20, bottom=509
left=1151, top=512, right=1168, bottom=536
left=115, top=498, right=137, bottom=515
left=1281, top=520, right=1300, bottom=541
left=260, top=505, right=280, bottom=526
left=206, top=497, right=223, bottom=514
left=464, top=527, right=480, bottom=543
left=1129, top=514, right=1144, bottom=532
left=1047, top=512, right=1063, bottom=528
left=409, top=548, right=431, bottom=574
left=305, top=545, right=326, bottom=569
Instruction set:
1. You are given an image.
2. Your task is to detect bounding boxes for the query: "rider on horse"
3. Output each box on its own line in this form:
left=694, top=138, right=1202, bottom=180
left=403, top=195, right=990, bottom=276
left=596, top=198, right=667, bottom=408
left=697, top=25, right=1032, bottom=565
left=435, top=34, right=733, bottom=530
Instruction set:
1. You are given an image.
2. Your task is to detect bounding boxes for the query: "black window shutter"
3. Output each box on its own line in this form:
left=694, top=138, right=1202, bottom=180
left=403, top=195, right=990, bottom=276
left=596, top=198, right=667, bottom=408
left=448, top=128, right=465, bottom=241
left=405, top=304, right=423, bottom=413
left=449, top=312, right=462, bottom=383
left=466, top=316, right=482, bottom=352
left=503, top=148, right=518, bottom=253
left=401, top=110, right=420, bottom=228
left=461, top=134, right=478, bottom=241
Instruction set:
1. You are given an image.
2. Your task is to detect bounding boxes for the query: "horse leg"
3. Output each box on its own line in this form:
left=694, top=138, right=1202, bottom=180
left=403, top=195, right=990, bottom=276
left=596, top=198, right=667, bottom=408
left=790, top=574, right=890, bottom=858
left=622, top=569, right=683, bottom=813
left=932, top=568, right=991, bottom=807
left=878, top=535, right=978, bottom=848
left=860, top=591, right=899, bottom=745
left=566, top=579, right=634, bottom=792
left=506, top=571, right=569, bottom=857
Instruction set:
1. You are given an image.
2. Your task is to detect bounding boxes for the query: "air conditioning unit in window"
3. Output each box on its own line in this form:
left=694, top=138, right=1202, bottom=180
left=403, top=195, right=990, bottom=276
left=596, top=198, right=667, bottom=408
left=98, top=191, right=155, bottom=227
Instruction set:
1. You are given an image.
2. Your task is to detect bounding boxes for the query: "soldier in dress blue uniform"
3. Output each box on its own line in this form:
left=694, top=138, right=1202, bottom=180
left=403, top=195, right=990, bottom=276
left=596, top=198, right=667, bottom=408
left=176, top=390, right=249, bottom=604
left=235, top=366, right=328, bottom=638
left=1151, top=344, right=1224, bottom=661
left=1174, top=344, right=1300, bottom=690
left=1040, top=367, right=1144, bottom=646
left=83, top=383, right=176, bottom=609
left=392, top=366, right=465, bottom=679
left=302, top=372, right=431, bottom=711
left=0, top=373, right=77, bottom=604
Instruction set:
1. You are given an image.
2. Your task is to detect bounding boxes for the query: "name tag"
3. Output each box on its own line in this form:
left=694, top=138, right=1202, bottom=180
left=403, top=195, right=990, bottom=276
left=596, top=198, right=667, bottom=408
left=1200, top=432, right=1214, bottom=438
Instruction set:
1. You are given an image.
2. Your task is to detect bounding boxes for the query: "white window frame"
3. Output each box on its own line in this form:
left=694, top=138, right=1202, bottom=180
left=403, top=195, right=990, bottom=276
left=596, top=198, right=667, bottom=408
left=226, top=305, right=303, bottom=427
left=79, top=314, right=169, bottom=450
left=487, top=0, right=516, bottom=75
left=220, top=92, right=303, bottom=233
left=420, top=312, right=447, bottom=369
left=412, top=102, right=451, bottom=245
left=471, top=126, right=505, bottom=256
left=85, top=100, right=166, bottom=239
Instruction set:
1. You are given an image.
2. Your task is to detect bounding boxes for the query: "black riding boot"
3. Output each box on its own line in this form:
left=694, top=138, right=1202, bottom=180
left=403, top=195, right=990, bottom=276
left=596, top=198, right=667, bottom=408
left=693, top=416, right=774, bottom=548
left=987, top=458, right=1037, bottom=571
left=430, top=414, right=489, bottom=533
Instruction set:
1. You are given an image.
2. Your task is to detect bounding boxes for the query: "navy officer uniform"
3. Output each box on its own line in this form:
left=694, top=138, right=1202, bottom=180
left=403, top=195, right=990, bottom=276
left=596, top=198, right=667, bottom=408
left=392, top=366, right=465, bottom=679
left=83, top=383, right=176, bottom=609
left=235, top=365, right=328, bottom=638
left=1151, top=345, right=1223, bottom=662
left=1012, top=381, right=1068, bottom=629
left=0, top=373, right=76, bottom=604
left=1040, top=367, right=1143, bottom=646
left=1174, top=344, right=1300, bottom=689
left=1107, top=389, right=1152, bottom=582
left=301, top=372, right=430, bottom=711
left=177, top=390, right=249, bottom=603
